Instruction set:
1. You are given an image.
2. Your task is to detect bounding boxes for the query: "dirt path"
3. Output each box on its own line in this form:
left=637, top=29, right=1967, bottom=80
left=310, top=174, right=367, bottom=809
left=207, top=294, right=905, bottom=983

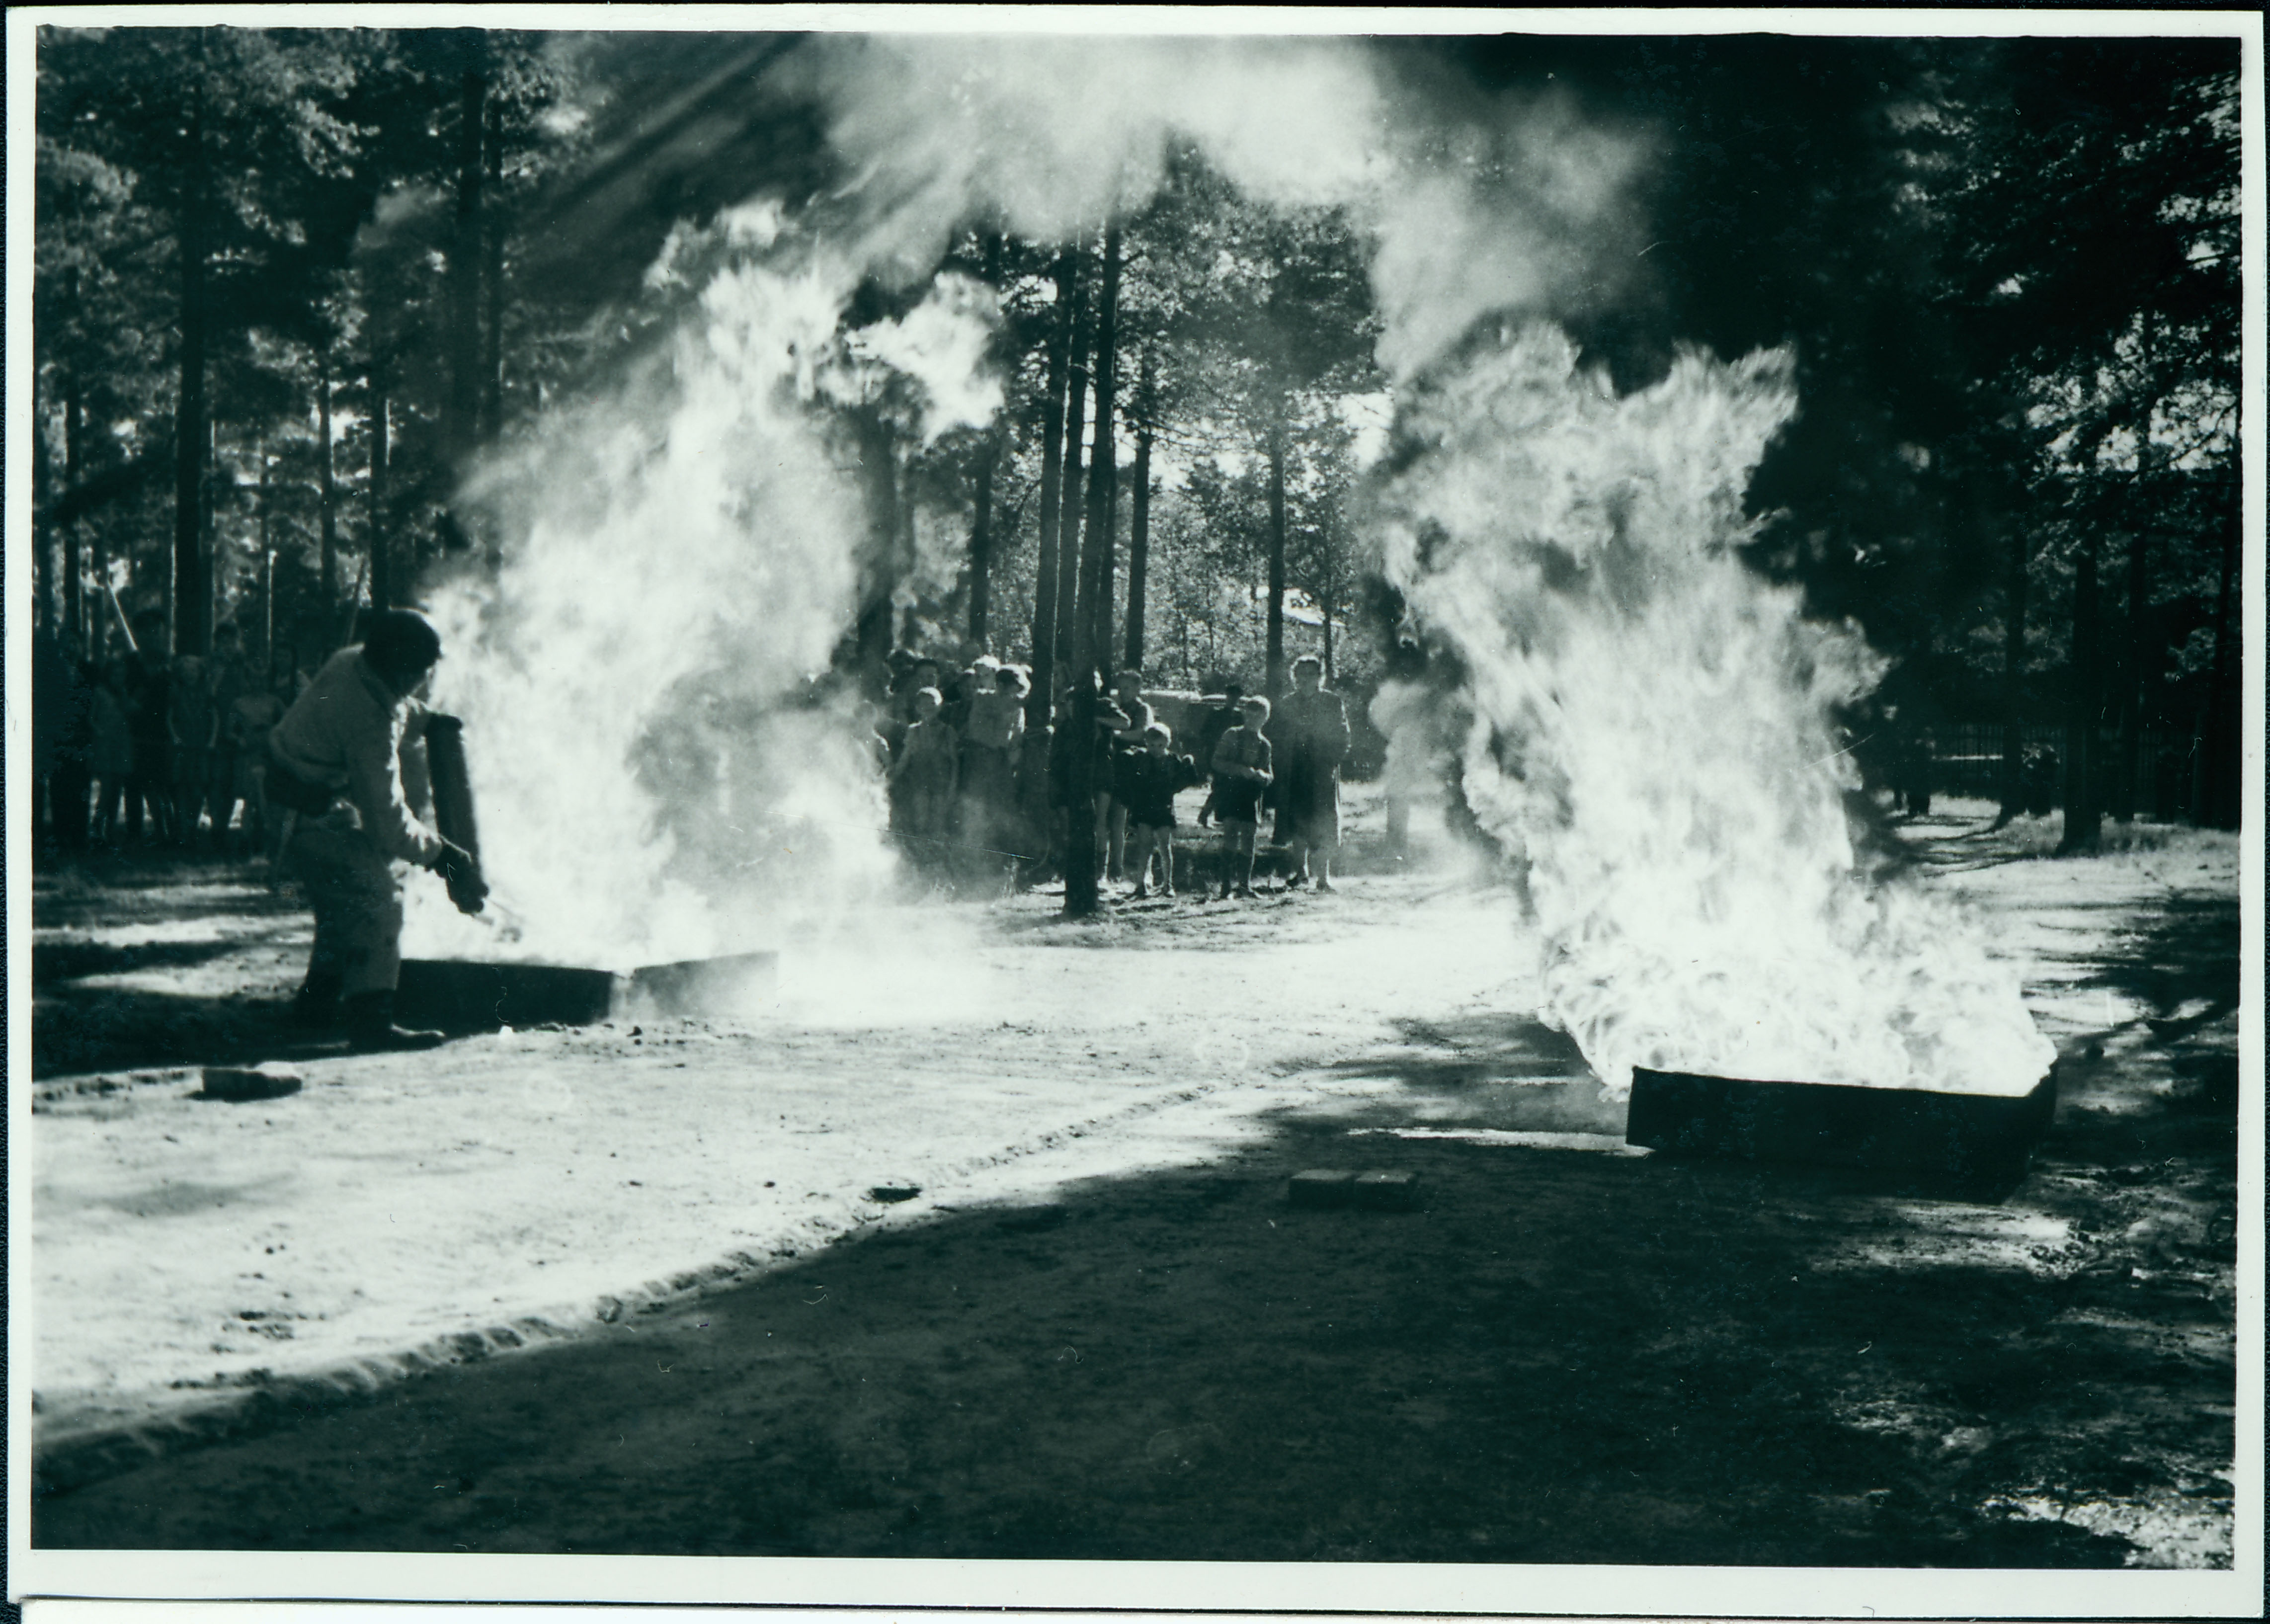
left=24, top=806, right=2242, bottom=1570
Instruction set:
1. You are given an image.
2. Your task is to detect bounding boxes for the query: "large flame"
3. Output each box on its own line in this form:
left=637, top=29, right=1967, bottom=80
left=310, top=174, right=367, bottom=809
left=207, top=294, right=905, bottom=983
left=403, top=241, right=1004, bottom=969
left=1372, top=327, right=2052, bottom=1097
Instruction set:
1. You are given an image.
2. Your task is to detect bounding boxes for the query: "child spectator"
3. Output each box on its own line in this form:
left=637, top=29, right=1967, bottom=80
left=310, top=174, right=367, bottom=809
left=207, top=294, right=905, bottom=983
left=960, top=663, right=1028, bottom=858
left=1193, top=680, right=1244, bottom=828
left=889, top=686, right=959, bottom=845
left=205, top=625, right=249, bottom=847
left=1099, top=668, right=1154, bottom=880
left=221, top=675, right=289, bottom=861
left=124, top=617, right=174, bottom=845
left=1119, top=722, right=1202, bottom=899
left=1209, top=695, right=1275, bottom=899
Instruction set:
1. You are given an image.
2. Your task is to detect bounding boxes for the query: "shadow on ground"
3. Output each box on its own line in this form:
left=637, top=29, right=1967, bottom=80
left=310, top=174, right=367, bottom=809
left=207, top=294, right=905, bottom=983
left=34, top=1079, right=2230, bottom=1566
left=27, top=834, right=2238, bottom=1567
left=32, top=858, right=319, bottom=1079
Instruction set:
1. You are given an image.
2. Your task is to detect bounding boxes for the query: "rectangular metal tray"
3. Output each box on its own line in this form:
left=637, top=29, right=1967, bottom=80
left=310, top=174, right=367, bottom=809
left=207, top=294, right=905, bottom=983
left=1625, top=1063, right=2058, bottom=1179
left=395, top=959, right=623, bottom=1033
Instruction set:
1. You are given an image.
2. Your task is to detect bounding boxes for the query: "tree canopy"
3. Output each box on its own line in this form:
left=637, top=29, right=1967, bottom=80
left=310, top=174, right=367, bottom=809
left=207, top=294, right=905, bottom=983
left=30, top=26, right=2243, bottom=836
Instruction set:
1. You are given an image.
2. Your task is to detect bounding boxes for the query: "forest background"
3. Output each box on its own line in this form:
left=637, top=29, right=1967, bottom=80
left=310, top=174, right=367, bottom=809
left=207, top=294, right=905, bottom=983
left=28, top=26, right=2245, bottom=844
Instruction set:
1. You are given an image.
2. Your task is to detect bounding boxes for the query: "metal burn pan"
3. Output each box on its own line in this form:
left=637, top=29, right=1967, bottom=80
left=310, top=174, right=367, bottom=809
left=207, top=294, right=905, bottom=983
left=395, top=960, right=623, bottom=1033
left=1624, top=1063, right=2059, bottom=1181
left=624, top=951, right=779, bottom=1019
left=396, top=950, right=780, bottom=1033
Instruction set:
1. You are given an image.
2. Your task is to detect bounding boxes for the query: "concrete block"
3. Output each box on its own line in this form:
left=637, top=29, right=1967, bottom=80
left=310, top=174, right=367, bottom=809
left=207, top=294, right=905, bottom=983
left=1352, top=1170, right=1424, bottom=1211
left=1290, top=1169, right=1420, bottom=1210
left=1289, top=1169, right=1358, bottom=1208
left=198, top=1064, right=304, bottom=1103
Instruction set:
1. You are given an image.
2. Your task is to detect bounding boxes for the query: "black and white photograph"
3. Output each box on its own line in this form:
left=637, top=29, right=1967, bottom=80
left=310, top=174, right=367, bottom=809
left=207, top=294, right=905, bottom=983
left=7, top=6, right=2260, bottom=1619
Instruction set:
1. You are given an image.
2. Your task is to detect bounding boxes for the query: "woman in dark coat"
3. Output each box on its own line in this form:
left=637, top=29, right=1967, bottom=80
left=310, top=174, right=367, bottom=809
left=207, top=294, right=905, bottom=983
left=1273, top=655, right=1351, bottom=891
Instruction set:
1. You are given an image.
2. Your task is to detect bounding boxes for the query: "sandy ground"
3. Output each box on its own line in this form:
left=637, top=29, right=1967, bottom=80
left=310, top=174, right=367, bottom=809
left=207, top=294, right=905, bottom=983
left=23, top=792, right=2243, bottom=1568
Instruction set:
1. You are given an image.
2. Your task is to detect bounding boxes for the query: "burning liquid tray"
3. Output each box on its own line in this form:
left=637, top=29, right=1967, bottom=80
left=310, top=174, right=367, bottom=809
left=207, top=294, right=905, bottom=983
left=1624, top=1064, right=2058, bottom=1181
left=396, top=951, right=779, bottom=1033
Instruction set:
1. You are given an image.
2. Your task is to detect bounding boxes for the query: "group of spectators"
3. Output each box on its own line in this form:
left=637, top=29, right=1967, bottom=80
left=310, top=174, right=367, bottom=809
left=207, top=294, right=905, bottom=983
left=32, top=610, right=304, bottom=862
left=872, top=647, right=1354, bottom=900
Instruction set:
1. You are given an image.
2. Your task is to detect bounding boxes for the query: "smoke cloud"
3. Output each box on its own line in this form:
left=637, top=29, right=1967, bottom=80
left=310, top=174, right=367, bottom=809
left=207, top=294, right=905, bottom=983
left=798, top=33, right=1643, bottom=374
left=405, top=33, right=1648, bottom=969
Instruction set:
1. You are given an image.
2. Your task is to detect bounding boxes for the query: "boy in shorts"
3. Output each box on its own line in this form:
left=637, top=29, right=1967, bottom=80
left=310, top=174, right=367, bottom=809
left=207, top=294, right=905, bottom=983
left=1208, top=696, right=1275, bottom=898
left=1119, top=722, right=1202, bottom=898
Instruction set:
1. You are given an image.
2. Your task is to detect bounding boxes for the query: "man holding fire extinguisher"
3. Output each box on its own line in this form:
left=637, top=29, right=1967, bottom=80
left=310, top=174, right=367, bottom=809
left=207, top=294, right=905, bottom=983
left=266, top=609, right=488, bottom=1051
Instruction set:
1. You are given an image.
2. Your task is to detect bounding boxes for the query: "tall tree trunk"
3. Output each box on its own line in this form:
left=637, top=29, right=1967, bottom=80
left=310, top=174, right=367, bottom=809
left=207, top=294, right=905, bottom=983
left=1053, top=234, right=1094, bottom=677
left=172, top=99, right=209, bottom=657
left=1264, top=410, right=1289, bottom=695
left=65, top=365, right=85, bottom=653
left=1125, top=410, right=1152, bottom=674
left=1093, top=458, right=1119, bottom=670
left=206, top=417, right=223, bottom=636
left=899, top=453, right=920, bottom=653
left=962, top=232, right=1004, bottom=650
left=2196, top=513, right=2239, bottom=829
left=2110, top=527, right=2149, bottom=822
left=846, top=409, right=900, bottom=699
left=1064, top=222, right=1121, bottom=920
left=446, top=54, right=486, bottom=473
left=1994, top=523, right=2029, bottom=826
left=1027, top=246, right=1081, bottom=725
left=257, top=438, right=273, bottom=676
left=2057, top=526, right=2102, bottom=854
left=481, top=94, right=505, bottom=444
left=318, top=358, right=339, bottom=616
left=967, top=440, right=996, bottom=648
left=369, top=384, right=392, bottom=609
left=35, top=382, right=55, bottom=635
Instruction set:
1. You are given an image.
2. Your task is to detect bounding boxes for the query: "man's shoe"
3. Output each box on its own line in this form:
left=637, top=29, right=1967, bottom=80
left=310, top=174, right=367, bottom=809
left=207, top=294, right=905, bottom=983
left=344, top=992, right=448, bottom=1053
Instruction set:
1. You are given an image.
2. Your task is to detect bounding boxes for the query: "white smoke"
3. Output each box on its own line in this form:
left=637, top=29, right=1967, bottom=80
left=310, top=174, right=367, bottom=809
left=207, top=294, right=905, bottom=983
left=799, top=34, right=1642, bottom=376
left=1371, top=326, right=2053, bottom=1097
left=403, top=34, right=1648, bottom=968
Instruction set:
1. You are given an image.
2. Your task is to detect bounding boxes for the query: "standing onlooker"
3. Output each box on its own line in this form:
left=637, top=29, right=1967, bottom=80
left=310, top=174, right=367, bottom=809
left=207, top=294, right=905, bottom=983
left=33, top=627, right=94, bottom=855
left=1098, top=669, right=1154, bottom=881
left=124, top=613, right=175, bottom=845
left=889, top=686, right=960, bottom=848
left=89, top=660, right=136, bottom=848
left=1275, top=655, right=1352, bottom=891
left=221, top=668, right=289, bottom=860
left=959, top=663, right=1028, bottom=857
left=1209, top=695, right=1275, bottom=899
left=1118, top=722, right=1202, bottom=899
left=941, top=645, right=982, bottom=737
left=1192, top=680, right=1244, bottom=829
left=205, top=624, right=250, bottom=848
